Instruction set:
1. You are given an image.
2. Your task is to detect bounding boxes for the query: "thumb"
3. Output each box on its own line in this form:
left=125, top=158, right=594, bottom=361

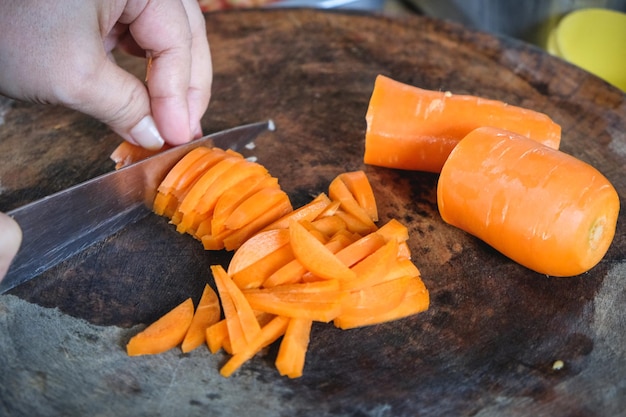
left=0, top=212, right=22, bottom=280
left=70, top=57, right=166, bottom=150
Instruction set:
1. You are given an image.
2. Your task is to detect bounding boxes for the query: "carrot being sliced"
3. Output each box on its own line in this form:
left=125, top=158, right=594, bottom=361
left=110, top=141, right=172, bottom=169
left=211, top=265, right=261, bottom=349
left=334, top=276, right=429, bottom=330
left=328, top=176, right=377, bottom=232
left=211, top=176, right=279, bottom=235
left=437, top=126, right=619, bottom=277
left=289, top=219, right=357, bottom=282
left=275, top=317, right=313, bottom=379
left=126, top=298, right=194, bottom=356
left=181, top=284, right=222, bottom=353
left=225, top=187, right=291, bottom=231
left=338, top=171, right=378, bottom=222
left=220, top=316, right=290, bottom=378
left=364, top=74, right=562, bottom=173
left=157, top=147, right=213, bottom=195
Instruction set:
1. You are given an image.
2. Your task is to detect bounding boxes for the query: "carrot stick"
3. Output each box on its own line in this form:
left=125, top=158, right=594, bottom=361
left=289, top=219, right=357, bottom=281
left=126, top=298, right=194, bottom=356
left=275, top=317, right=313, bottom=378
left=334, top=276, right=429, bottom=330
left=261, top=193, right=332, bottom=232
left=206, top=319, right=230, bottom=354
left=338, top=171, right=378, bottom=222
left=225, top=187, right=291, bottom=231
left=364, top=74, right=562, bottom=173
left=181, top=284, right=222, bottom=353
left=328, top=176, right=377, bottom=232
left=220, top=316, right=290, bottom=378
left=437, top=126, right=620, bottom=277
left=243, top=289, right=345, bottom=322
left=233, top=244, right=295, bottom=289
left=228, top=229, right=291, bottom=276
left=340, top=275, right=412, bottom=316
left=341, top=239, right=399, bottom=291
left=211, top=265, right=261, bottom=348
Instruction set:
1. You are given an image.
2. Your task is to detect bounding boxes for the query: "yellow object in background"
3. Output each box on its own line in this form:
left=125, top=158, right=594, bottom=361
left=547, top=8, right=626, bottom=92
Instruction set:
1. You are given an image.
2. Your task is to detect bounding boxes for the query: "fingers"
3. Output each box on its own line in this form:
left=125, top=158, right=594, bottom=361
left=0, top=213, right=22, bottom=281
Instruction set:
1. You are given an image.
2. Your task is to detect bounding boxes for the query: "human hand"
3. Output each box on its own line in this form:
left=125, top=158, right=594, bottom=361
left=0, top=0, right=212, bottom=149
left=0, top=213, right=22, bottom=281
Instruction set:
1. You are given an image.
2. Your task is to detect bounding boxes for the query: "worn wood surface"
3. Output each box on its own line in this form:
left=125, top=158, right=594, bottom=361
left=0, top=9, right=624, bottom=417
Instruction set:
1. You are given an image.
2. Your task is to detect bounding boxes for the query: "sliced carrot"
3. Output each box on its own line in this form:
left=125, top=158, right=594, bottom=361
left=311, top=215, right=348, bottom=238
left=340, top=275, right=412, bottom=316
left=243, top=287, right=345, bottom=322
left=375, top=218, right=409, bottom=243
left=364, top=74, right=562, bottom=173
left=181, top=284, right=222, bottom=353
left=224, top=187, right=291, bottom=231
left=220, top=316, right=290, bottom=378
left=338, top=171, right=378, bottom=222
left=206, top=319, right=230, bottom=354
left=289, top=219, right=357, bottom=282
left=233, top=244, right=295, bottom=289
left=333, top=210, right=377, bottom=236
left=328, top=176, right=377, bottom=232
left=334, top=231, right=386, bottom=268
left=334, top=276, right=429, bottom=330
left=211, top=265, right=261, bottom=349
left=157, top=147, right=212, bottom=195
left=342, top=239, right=399, bottom=291
left=126, top=298, right=194, bottom=356
left=228, top=229, right=291, bottom=276
left=211, top=176, right=279, bottom=235
left=261, top=193, right=333, bottom=232
left=275, top=317, right=313, bottom=378
left=438, top=126, right=619, bottom=277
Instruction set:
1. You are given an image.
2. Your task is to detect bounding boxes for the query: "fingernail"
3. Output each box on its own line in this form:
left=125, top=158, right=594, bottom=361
left=130, top=115, right=165, bottom=150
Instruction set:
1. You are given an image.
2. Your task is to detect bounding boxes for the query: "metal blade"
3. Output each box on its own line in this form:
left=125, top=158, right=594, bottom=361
left=1, top=120, right=273, bottom=293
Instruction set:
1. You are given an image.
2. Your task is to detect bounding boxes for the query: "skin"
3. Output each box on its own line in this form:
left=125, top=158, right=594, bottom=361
left=0, top=0, right=213, bottom=280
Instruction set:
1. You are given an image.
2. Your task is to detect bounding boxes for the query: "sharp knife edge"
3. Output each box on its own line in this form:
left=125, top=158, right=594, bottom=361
left=1, top=120, right=274, bottom=293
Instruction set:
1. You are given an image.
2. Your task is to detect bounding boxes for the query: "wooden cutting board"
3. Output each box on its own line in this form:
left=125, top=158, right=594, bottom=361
left=0, top=9, right=624, bottom=417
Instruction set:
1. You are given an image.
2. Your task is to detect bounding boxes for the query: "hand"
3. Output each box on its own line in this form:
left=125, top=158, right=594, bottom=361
left=0, top=0, right=212, bottom=149
left=0, top=213, right=22, bottom=281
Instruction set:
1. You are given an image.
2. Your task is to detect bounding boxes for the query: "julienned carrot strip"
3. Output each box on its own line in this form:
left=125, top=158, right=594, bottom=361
left=275, top=317, right=313, bottom=378
left=328, top=176, right=377, bottom=231
left=334, top=276, right=429, bottom=330
left=225, top=187, right=291, bottom=230
left=340, top=275, right=412, bottom=316
left=261, top=193, right=332, bottom=232
left=364, top=74, right=562, bottom=173
left=126, top=298, right=194, bottom=356
left=181, top=284, right=222, bottom=353
left=233, top=244, right=295, bottom=289
left=206, top=319, right=230, bottom=354
left=228, top=229, right=291, bottom=276
left=332, top=210, right=376, bottom=235
left=211, top=266, right=246, bottom=354
left=437, top=126, right=619, bottom=277
left=311, top=215, right=348, bottom=237
left=334, top=231, right=386, bottom=268
left=211, top=265, right=261, bottom=347
left=220, top=316, right=290, bottom=377
left=338, top=171, right=378, bottom=222
left=342, top=239, right=399, bottom=291
left=243, top=287, right=345, bottom=322
left=289, top=219, right=357, bottom=282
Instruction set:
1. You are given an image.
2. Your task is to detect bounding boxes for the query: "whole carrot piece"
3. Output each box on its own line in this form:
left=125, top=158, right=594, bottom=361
left=364, top=75, right=562, bottom=173
left=437, top=126, right=619, bottom=277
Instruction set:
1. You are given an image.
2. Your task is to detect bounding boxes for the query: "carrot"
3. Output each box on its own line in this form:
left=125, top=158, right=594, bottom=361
left=227, top=229, right=291, bottom=276
left=437, top=126, right=620, bottom=277
left=364, top=74, right=562, bottom=173
left=220, top=316, right=290, bottom=377
left=261, top=193, right=332, bottom=232
left=181, top=284, right=222, bottom=353
left=126, top=298, right=194, bottom=356
left=206, top=319, right=230, bottom=354
left=289, top=219, right=357, bottom=282
left=275, top=317, right=313, bottom=378
left=328, top=176, right=377, bottom=232
left=225, top=187, right=291, bottom=231
left=110, top=141, right=171, bottom=169
left=334, top=276, right=429, bottom=330
left=211, top=265, right=261, bottom=350
left=341, top=239, right=399, bottom=291
left=338, top=171, right=378, bottom=222
left=233, top=244, right=295, bottom=289
left=340, top=275, right=412, bottom=316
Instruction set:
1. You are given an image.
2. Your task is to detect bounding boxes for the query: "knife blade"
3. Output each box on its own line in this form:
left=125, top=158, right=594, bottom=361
left=1, top=120, right=274, bottom=294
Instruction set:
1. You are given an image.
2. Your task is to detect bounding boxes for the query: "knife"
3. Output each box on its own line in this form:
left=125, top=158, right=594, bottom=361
left=1, top=120, right=274, bottom=294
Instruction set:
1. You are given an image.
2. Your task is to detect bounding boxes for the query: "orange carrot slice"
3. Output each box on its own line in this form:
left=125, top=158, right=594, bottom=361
left=340, top=275, right=412, bottom=316
left=225, top=187, right=291, bottom=231
left=289, top=219, right=357, bottom=281
left=334, top=276, right=429, bottom=330
left=437, top=126, right=619, bottom=277
left=275, top=317, right=313, bottom=378
left=261, top=193, right=332, bottom=232
left=206, top=319, right=230, bottom=354
left=110, top=141, right=171, bottom=169
left=220, top=316, right=290, bottom=377
left=211, top=265, right=261, bottom=349
left=228, top=229, right=291, bottom=276
left=126, top=298, right=194, bottom=356
left=328, top=176, right=377, bottom=232
left=338, top=171, right=378, bottom=222
left=364, top=74, right=562, bottom=173
left=342, top=239, right=399, bottom=291
left=181, top=284, right=222, bottom=353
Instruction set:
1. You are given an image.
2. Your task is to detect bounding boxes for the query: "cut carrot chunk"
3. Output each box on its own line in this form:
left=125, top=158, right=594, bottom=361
left=181, top=284, right=222, bottom=353
left=228, top=229, right=291, bottom=276
left=233, top=244, right=295, bottom=289
left=328, top=176, right=377, bottom=232
left=243, top=287, right=345, bottom=322
left=261, top=193, right=332, bottom=232
left=342, top=239, right=399, bottom=291
left=206, top=320, right=230, bottom=354
left=364, top=74, right=562, bottom=173
left=220, top=316, right=290, bottom=377
left=275, top=318, right=313, bottom=378
left=341, top=275, right=412, bottom=316
left=126, top=298, right=194, bottom=356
